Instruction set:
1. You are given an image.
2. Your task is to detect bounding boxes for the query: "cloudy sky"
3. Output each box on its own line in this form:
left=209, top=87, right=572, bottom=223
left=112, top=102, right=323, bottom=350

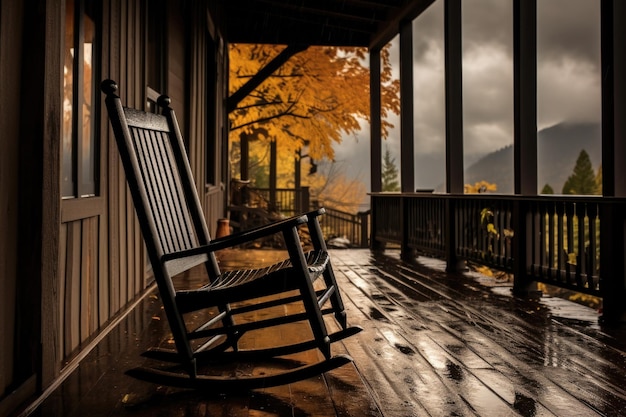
left=332, top=0, right=601, bottom=193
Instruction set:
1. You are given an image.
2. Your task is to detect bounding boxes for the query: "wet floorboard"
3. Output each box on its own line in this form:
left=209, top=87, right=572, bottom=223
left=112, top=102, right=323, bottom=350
left=30, top=249, right=626, bottom=416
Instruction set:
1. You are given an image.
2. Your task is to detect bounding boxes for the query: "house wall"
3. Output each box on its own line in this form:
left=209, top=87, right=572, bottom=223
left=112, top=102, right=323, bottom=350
left=0, top=0, right=228, bottom=412
left=0, top=0, right=24, bottom=401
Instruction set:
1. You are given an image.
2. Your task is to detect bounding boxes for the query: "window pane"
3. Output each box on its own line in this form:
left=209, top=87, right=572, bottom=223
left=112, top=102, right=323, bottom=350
left=62, top=0, right=75, bottom=198
left=81, top=10, right=96, bottom=196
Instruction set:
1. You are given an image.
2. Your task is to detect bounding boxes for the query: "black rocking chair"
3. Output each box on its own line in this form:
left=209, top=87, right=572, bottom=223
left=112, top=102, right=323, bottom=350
left=100, top=80, right=361, bottom=390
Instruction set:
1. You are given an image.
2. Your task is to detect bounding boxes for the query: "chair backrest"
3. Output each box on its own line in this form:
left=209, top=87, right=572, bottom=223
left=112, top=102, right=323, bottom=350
left=101, top=80, right=214, bottom=279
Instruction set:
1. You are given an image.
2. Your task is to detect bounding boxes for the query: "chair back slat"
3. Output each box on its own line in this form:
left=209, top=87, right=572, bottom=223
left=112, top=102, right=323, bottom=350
left=104, top=95, right=210, bottom=264
left=129, top=125, right=198, bottom=254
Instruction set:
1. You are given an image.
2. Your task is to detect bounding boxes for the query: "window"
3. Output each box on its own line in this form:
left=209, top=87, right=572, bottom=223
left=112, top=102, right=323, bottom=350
left=62, top=0, right=99, bottom=198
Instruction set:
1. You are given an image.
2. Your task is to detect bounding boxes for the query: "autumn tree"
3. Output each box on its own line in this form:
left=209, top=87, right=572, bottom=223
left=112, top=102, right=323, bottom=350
left=381, top=146, right=400, bottom=192
left=229, top=44, right=399, bottom=161
left=562, top=149, right=597, bottom=195
left=228, top=44, right=400, bottom=210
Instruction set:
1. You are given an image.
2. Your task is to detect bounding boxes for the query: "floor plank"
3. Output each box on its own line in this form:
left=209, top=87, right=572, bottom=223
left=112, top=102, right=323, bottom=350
left=28, top=248, right=626, bottom=417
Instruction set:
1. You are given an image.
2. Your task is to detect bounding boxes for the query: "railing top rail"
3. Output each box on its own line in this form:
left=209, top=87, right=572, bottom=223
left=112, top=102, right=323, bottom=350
left=370, top=192, right=626, bottom=204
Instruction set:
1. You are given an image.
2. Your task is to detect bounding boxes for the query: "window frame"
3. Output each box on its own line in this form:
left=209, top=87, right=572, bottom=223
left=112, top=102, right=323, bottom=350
left=62, top=0, right=100, bottom=199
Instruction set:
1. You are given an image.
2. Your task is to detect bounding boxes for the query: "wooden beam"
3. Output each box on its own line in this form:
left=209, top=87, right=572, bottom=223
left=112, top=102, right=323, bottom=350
left=369, top=0, right=435, bottom=51
left=227, top=44, right=308, bottom=113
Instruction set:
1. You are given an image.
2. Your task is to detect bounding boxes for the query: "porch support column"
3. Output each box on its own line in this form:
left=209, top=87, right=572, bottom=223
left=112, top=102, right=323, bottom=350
left=601, top=0, right=626, bottom=198
left=370, top=47, right=383, bottom=250
left=399, top=19, right=416, bottom=261
left=444, top=0, right=463, bottom=195
left=370, top=48, right=382, bottom=194
left=444, top=0, right=464, bottom=272
left=512, top=0, right=538, bottom=295
left=600, top=0, right=626, bottom=322
left=513, top=0, right=537, bottom=195
left=399, top=19, right=415, bottom=194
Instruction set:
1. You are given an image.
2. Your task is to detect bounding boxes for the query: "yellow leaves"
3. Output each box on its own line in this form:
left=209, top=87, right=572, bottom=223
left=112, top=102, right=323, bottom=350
left=486, top=223, right=498, bottom=237
left=464, top=180, right=497, bottom=194
left=228, top=44, right=400, bottom=162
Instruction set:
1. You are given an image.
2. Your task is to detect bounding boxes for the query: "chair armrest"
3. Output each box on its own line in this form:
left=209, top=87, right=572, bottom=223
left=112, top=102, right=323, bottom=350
left=162, top=213, right=309, bottom=262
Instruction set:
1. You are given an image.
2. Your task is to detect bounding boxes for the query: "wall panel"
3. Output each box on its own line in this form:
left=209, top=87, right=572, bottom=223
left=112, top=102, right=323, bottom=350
left=0, top=0, right=23, bottom=397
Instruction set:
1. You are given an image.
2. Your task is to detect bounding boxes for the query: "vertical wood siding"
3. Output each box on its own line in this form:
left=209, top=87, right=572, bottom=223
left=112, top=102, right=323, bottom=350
left=56, top=0, right=148, bottom=367
left=0, top=0, right=23, bottom=397
left=0, top=0, right=228, bottom=412
left=58, top=218, right=101, bottom=357
left=187, top=0, right=226, bottom=231
left=51, top=0, right=227, bottom=391
left=105, top=0, right=146, bottom=318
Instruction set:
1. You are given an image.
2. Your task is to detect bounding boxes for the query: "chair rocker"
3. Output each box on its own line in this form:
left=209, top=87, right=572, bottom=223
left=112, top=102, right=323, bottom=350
left=101, top=80, right=362, bottom=391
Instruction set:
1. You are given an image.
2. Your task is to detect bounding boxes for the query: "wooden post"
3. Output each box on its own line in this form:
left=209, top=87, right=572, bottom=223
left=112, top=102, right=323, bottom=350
left=269, top=139, right=277, bottom=211
left=512, top=0, right=538, bottom=295
left=400, top=196, right=414, bottom=261
left=359, top=211, right=370, bottom=248
left=444, top=0, right=464, bottom=272
left=513, top=0, right=538, bottom=196
left=370, top=48, right=382, bottom=194
left=294, top=151, right=302, bottom=212
left=301, top=186, right=310, bottom=212
left=240, top=131, right=249, bottom=181
left=444, top=0, right=464, bottom=195
left=399, top=20, right=415, bottom=193
left=370, top=48, right=382, bottom=250
left=600, top=0, right=626, bottom=322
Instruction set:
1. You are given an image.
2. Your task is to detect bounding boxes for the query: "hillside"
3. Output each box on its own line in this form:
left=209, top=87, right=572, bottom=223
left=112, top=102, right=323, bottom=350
left=464, top=122, right=601, bottom=193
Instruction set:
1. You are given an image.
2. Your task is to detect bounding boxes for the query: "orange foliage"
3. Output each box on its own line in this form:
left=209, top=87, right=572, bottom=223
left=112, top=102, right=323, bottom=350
left=228, top=44, right=400, bottom=161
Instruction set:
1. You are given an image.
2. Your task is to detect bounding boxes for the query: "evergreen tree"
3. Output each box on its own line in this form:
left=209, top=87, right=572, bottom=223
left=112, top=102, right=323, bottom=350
left=381, top=146, right=400, bottom=192
left=595, top=164, right=602, bottom=195
left=541, top=183, right=554, bottom=194
left=562, top=149, right=597, bottom=195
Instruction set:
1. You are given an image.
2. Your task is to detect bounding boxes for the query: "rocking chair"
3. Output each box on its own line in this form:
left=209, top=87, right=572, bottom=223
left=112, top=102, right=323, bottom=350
left=100, top=80, right=361, bottom=390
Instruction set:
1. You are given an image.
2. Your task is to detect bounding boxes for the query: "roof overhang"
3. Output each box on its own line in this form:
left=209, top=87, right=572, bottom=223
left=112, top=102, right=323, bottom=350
left=219, top=0, right=435, bottom=50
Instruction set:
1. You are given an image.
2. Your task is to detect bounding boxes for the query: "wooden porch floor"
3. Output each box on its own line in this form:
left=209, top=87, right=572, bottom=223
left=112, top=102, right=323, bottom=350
left=28, top=249, right=626, bottom=416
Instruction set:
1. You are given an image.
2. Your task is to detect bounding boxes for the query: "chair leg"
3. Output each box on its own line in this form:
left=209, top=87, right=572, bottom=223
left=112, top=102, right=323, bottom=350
left=283, top=226, right=332, bottom=359
left=307, top=215, right=349, bottom=329
left=218, top=303, right=242, bottom=351
left=322, top=265, right=348, bottom=329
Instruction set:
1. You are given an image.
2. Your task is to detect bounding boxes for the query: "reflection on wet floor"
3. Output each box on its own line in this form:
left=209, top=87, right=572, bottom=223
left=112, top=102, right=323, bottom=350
left=34, top=248, right=626, bottom=417
left=334, top=250, right=626, bottom=417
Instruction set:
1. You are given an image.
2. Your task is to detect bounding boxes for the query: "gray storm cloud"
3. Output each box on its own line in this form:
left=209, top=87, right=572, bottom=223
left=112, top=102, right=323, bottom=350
left=334, top=0, right=601, bottom=192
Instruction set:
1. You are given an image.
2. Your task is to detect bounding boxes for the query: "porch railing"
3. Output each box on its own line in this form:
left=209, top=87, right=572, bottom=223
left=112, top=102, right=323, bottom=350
left=371, top=193, right=626, bottom=321
left=231, top=186, right=370, bottom=247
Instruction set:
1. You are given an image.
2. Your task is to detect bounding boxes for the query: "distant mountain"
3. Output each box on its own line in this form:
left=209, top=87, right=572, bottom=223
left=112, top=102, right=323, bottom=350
left=464, top=122, right=601, bottom=194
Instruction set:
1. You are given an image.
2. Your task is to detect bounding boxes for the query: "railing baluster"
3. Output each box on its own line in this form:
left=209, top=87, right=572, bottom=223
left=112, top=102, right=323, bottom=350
left=369, top=193, right=609, bottom=300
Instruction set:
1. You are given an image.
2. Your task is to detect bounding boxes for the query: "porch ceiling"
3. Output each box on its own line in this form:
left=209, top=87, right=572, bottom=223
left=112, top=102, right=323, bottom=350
left=220, top=0, right=435, bottom=49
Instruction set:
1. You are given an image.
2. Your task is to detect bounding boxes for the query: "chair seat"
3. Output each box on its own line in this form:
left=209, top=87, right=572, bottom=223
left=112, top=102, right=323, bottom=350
left=175, top=250, right=329, bottom=313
